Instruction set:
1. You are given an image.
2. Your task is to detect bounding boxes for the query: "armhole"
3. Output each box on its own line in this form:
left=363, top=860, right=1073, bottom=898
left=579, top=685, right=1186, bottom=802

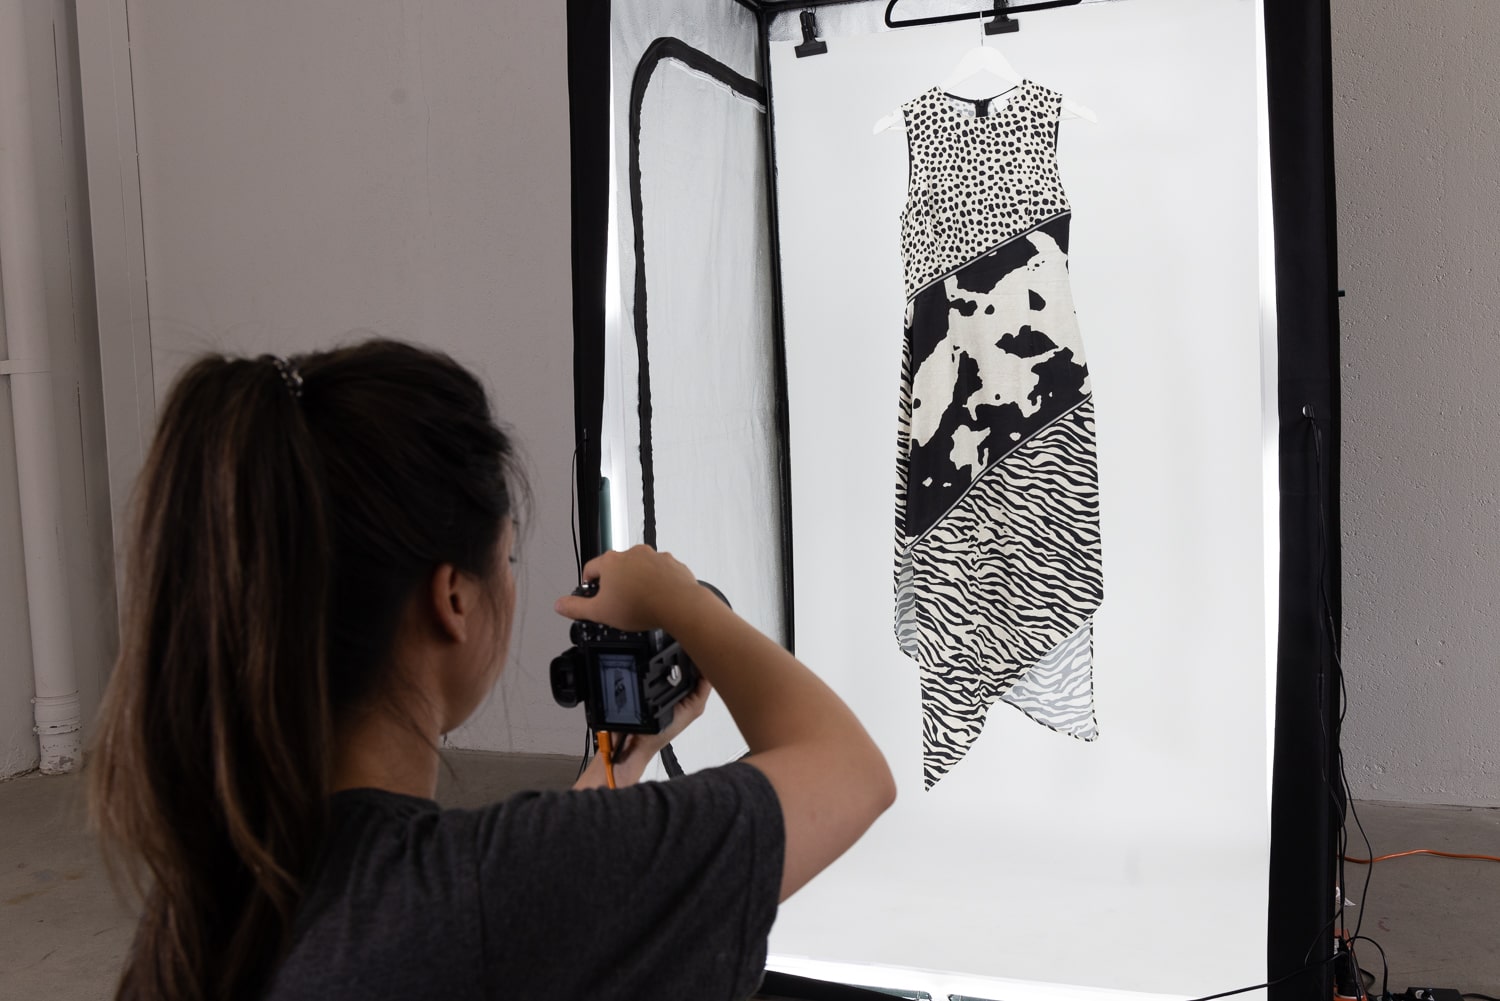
left=1049, top=89, right=1065, bottom=155
left=902, top=106, right=917, bottom=197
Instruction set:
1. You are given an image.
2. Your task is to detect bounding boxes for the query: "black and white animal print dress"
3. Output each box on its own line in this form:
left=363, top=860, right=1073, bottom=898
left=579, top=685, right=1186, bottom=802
left=894, top=81, right=1103, bottom=789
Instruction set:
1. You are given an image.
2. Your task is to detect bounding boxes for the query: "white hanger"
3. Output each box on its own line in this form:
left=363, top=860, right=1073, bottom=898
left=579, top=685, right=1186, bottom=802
left=941, top=41, right=1024, bottom=94
left=872, top=24, right=1097, bottom=134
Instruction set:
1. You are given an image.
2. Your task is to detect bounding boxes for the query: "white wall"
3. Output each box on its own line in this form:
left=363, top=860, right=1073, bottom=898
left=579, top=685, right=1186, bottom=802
left=96, top=1, right=582, bottom=754
left=1333, top=1, right=1500, bottom=807
left=0, top=0, right=119, bottom=780
left=0, top=349, right=36, bottom=778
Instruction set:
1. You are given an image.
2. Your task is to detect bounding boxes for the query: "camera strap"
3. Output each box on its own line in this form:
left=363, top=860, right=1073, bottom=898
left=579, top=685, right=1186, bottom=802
left=659, top=743, right=686, bottom=779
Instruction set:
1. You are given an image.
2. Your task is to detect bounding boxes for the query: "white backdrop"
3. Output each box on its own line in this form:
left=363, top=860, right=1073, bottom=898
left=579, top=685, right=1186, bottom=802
left=761, top=1, right=1277, bottom=997
left=602, top=0, right=782, bottom=772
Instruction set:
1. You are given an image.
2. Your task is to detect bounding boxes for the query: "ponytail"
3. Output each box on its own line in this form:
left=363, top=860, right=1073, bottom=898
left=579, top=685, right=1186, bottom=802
left=91, top=340, right=523, bottom=1000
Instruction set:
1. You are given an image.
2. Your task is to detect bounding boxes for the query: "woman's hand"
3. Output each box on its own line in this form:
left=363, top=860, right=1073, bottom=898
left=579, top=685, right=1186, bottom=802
left=554, top=545, right=710, bottom=634
left=619, top=675, right=711, bottom=763
left=571, top=677, right=713, bottom=790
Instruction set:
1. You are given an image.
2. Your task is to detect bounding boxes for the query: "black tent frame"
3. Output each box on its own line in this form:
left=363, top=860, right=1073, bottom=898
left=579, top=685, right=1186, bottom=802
left=567, top=3, right=1341, bottom=998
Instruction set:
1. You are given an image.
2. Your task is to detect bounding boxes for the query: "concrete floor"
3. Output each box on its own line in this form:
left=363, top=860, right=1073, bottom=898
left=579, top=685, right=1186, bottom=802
left=1, top=753, right=1496, bottom=999
left=1338, top=800, right=1500, bottom=998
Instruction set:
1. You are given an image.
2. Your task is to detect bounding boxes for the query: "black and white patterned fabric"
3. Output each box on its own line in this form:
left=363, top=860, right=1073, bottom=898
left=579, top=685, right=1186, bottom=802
left=894, top=82, right=1103, bottom=789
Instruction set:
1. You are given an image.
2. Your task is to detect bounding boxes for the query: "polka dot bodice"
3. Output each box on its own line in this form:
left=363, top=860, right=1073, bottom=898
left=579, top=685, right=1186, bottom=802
left=899, top=81, right=1070, bottom=301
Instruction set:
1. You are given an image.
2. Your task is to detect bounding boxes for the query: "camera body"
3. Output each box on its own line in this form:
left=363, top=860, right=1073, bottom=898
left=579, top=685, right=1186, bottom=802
left=550, top=580, right=722, bottom=734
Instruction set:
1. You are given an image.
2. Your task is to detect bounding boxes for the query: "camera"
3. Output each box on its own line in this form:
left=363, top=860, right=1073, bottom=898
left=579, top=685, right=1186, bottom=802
left=550, top=579, right=728, bottom=734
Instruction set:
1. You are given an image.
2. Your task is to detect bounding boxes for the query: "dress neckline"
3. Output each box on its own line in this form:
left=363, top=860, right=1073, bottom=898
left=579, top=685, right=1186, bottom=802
left=932, top=81, right=1031, bottom=124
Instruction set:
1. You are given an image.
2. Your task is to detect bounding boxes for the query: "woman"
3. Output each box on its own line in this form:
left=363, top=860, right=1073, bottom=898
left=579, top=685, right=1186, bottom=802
left=90, top=339, right=895, bottom=1001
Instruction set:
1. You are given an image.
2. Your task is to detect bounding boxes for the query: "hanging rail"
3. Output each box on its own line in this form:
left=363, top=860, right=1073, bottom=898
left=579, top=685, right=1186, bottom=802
left=885, top=0, right=1083, bottom=30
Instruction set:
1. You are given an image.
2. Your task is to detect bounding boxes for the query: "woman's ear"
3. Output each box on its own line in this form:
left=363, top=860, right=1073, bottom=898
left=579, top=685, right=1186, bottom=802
left=427, top=563, right=475, bottom=643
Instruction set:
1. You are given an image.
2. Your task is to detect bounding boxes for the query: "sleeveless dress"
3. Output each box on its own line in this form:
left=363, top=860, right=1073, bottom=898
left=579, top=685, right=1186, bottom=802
left=894, top=82, right=1103, bottom=789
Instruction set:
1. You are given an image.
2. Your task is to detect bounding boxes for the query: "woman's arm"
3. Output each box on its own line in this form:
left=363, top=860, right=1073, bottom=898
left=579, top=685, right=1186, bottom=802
left=555, top=546, right=896, bottom=901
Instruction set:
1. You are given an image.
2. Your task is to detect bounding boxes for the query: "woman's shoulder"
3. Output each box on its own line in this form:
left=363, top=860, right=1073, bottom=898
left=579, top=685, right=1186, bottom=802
left=266, top=791, right=483, bottom=1000
left=324, top=761, right=781, bottom=869
left=269, top=763, right=784, bottom=999
left=467, top=762, right=784, bottom=998
left=451, top=760, right=780, bottom=854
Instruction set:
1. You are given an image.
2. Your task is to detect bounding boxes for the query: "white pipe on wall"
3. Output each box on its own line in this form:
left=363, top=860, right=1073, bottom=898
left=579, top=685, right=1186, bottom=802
left=0, top=0, right=82, bottom=774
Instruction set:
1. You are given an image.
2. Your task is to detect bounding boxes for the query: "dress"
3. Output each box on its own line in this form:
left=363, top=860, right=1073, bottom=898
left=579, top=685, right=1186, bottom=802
left=894, top=82, right=1103, bottom=789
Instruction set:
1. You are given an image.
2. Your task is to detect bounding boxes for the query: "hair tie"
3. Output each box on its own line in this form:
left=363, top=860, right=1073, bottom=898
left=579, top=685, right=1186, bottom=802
left=271, top=356, right=304, bottom=400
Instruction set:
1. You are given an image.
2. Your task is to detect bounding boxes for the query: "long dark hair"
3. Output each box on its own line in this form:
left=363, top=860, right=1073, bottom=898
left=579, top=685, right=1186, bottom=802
left=90, top=338, right=525, bottom=1000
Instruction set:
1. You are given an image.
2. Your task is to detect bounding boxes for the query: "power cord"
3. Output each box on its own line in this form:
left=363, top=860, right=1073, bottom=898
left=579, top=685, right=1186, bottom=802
left=1295, top=406, right=1360, bottom=967
left=1178, top=955, right=1338, bottom=1001
left=1346, top=849, right=1500, bottom=865
left=570, top=446, right=593, bottom=782
left=575, top=725, right=593, bottom=781
left=570, top=445, right=583, bottom=579
left=1349, top=934, right=1389, bottom=1000
left=1308, top=410, right=1382, bottom=953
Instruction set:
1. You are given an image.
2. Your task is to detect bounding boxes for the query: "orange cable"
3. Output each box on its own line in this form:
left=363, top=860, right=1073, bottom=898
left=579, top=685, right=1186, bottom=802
left=1343, top=848, right=1500, bottom=865
left=597, top=731, right=617, bottom=789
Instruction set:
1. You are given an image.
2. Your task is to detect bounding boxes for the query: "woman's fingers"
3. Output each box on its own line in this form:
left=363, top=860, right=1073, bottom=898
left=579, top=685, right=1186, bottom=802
left=656, top=678, right=713, bottom=744
left=679, top=677, right=712, bottom=719
left=605, top=679, right=713, bottom=773
left=552, top=591, right=594, bottom=621
left=554, top=545, right=701, bottom=632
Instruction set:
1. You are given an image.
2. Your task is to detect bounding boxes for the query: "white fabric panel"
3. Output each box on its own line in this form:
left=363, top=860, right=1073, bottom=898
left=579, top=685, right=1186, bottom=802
left=766, top=2, right=1274, bottom=997
left=611, top=0, right=761, bottom=91
left=602, top=2, right=781, bottom=770
left=637, top=62, right=780, bottom=768
left=602, top=0, right=763, bottom=557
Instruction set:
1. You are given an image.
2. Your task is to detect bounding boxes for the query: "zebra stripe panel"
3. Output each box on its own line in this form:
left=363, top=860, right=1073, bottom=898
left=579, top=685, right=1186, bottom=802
left=898, top=400, right=1103, bottom=788
left=999, top=621, right=1099, bottom=741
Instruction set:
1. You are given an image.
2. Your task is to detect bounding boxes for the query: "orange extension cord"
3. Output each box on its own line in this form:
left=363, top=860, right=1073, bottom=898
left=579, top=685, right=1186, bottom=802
left=596, top=731, right=617, bottom=789
left=1343, top=848, right=1500, bottom=864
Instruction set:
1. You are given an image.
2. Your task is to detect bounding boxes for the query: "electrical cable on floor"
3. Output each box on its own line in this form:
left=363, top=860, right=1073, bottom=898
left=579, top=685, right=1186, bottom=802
left=1177, top=955, right=1338, bottom=1001
left=1345, top=849, right=1500, bottom=865
left=1345, top=751, right=1375, bottom=942
left=1350, top=935, right=1388, bottom=1001
left=1336, top=935, right=1369, bottom=1001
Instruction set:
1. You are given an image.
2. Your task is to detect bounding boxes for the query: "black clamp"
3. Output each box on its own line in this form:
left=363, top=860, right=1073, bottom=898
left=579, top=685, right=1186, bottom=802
left=794, top=9, right=828, bottom=57
left=985, top=0, right=1020, bottom=34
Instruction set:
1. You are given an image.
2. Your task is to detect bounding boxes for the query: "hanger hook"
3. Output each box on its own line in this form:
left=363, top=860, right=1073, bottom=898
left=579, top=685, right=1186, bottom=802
left=985, top=0, right=1020, bottom=36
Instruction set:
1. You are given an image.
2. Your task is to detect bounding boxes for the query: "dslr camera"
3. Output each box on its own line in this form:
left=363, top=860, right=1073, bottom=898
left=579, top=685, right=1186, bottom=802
left=550, top=580, right=727, bottom=734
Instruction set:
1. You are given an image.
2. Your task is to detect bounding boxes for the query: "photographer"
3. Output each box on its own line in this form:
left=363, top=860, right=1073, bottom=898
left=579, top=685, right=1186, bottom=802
left=90, top=339, right=895, bottom=1001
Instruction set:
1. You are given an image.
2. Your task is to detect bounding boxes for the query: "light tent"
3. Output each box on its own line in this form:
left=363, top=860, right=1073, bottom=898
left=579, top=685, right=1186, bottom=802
left=567, top=1, right=1341, bottom=998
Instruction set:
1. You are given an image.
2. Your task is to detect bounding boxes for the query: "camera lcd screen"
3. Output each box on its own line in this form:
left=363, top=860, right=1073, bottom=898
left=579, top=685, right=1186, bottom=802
left=597, top=651, right=643, bottom=727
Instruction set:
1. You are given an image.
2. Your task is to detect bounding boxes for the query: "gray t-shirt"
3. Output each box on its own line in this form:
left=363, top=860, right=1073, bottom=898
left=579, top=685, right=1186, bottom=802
left=263, top=762, right=784, bottom=1000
